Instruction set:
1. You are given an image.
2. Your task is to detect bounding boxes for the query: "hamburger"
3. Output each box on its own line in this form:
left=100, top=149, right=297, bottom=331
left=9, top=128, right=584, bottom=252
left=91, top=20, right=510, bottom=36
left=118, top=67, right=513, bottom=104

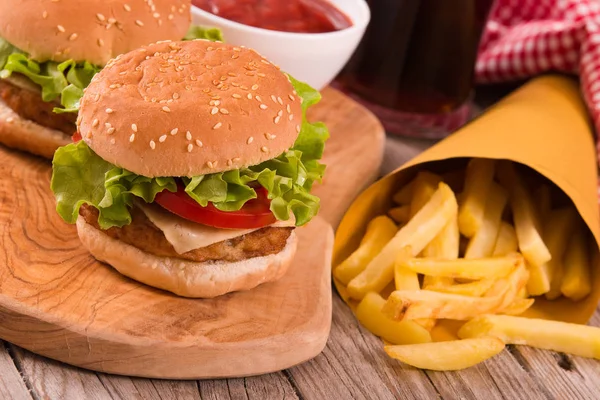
left=50, top=39, right=328, bottom=298
left=0, top=0, right=221, bottom=159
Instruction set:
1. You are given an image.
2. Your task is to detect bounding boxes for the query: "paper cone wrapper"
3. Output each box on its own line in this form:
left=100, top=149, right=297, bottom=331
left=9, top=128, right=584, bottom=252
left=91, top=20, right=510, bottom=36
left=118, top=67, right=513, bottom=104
left=334, top=75, right=600, bottom=325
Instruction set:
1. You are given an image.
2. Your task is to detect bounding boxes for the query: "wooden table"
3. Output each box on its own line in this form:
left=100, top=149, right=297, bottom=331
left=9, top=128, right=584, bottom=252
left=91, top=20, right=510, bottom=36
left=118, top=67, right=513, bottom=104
left=2, top=85, right=599, bottom=399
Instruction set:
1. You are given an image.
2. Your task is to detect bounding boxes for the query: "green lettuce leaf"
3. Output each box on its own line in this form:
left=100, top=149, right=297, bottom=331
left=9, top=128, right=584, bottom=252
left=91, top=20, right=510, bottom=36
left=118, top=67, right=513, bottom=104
left=51, top=73, right=327, bottom=229
left=184, top=25, right=225, bottom=42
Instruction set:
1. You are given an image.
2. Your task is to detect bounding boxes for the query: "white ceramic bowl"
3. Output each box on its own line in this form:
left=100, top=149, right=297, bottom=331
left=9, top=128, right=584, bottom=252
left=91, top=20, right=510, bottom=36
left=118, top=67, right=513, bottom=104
left=191, top=0, right=370, bottom=90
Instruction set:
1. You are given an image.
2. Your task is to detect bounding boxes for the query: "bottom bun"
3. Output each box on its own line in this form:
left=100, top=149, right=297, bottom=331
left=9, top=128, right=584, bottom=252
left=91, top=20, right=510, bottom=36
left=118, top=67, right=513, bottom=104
left=76, top=216, right=298, bottom=298
left=0, top=99, right=69, bottom=159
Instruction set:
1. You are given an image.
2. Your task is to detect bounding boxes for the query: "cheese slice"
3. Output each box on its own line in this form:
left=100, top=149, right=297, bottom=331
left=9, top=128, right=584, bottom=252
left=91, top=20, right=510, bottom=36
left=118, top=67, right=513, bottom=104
left=137, top=203, right=295, bottom=254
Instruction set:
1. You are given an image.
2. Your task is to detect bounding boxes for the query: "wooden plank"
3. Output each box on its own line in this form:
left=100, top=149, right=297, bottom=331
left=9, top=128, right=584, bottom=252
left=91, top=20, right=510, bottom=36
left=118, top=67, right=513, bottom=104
left=9, top=345, right=112, bottom=400
left=97, top=375, right=201, bottom=400
left=287, top=293, right=439, bottom=400
left=0, top=342, right=32, bottom=400
left=197, top=373, right=298, bottom=400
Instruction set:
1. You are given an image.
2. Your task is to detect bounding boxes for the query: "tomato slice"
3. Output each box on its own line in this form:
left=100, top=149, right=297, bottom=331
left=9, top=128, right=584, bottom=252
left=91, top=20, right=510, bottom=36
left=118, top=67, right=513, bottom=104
left=154, top=184, right=277, bottom=229
left=72, top=131, right=82, bottom=142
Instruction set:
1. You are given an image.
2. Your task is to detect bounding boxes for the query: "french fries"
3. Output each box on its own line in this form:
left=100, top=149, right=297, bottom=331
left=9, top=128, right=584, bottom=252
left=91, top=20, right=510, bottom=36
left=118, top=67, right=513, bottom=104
left=347, top=183, right=457, bottom=299
left=497, top=162, right=551, bottom=292
left=334, top=216, right=397, bottom=285
left=384, top=337, right=505, bottom=371
left=560, top=225, right=592, bottom=301
left=335, top=158, right=597, bottom=372
left=355, top=292, right=432, bottom=345
left=492, top=222, right=518, bottom=256
left=458, top=315, right=600, bottom=360
left=399, top=253, right=522, bottom=280
left=458, top=159, right=496, bottom=237
left=464, top=183, right=508, bottom=259
left=543, top=207, right=578, bottom=300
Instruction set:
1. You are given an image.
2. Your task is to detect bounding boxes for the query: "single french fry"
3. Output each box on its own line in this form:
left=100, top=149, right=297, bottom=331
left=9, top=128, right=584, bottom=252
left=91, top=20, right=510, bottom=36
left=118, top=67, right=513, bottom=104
left=561, top=226, right=592, bottom=301
left=409, top=171, right=443, bottom=218
left=347, top=183, right=458, bottom=300
left=422, top=215, right=459, bottom=288
left=497, top=161, right=551, bottom=292
left=383, top=288, right=508, bottom=321
left=458, top=315, right=600, bottom=360
left=400, top=253, right=523, bottom=280
left=384, top=337, right=505, bottom=371
left=544, top=207, right=579, bottom=300
left=492, top=222, right=518, bottom=256
left=428, top=279, right=496, bottom=297
left=501, top=298, right=535, bottom=315
left=458, top=158, right=496, bottom=237
left=392, top=179, right=416, bottom=205
left=354, top=292, right=432, bottom=345
left=394, top=254, right=420, bottom=291
left=465, top=183, right=508, bottom=259
left=534, top=184, right=552, bottom=221
left=388, top=206, right=410, bottom=224
left=442, top=169, right=465, bottom=193
left=334, top=216, right=398, bottom=285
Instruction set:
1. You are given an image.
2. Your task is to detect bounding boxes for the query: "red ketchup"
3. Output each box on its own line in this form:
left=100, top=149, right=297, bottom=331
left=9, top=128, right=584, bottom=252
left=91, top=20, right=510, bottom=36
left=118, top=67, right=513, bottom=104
left=192, top=0, right=352, bottom=34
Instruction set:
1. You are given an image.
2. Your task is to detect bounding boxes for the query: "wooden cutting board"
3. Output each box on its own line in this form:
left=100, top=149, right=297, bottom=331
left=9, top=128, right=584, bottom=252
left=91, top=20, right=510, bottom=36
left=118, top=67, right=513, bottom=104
left=0, top=87, right=384, bottom=379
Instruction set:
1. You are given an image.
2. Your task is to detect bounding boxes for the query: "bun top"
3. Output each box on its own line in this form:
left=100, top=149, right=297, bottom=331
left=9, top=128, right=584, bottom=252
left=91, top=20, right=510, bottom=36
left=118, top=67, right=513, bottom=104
left=0, top=0, right=191, bottom=66
left=78, top=40, right=303, bottom=178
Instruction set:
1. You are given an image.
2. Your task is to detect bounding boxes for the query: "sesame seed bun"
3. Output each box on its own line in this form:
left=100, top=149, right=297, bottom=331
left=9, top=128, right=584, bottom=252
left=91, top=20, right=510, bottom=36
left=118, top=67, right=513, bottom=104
left=78, top=40, right=303, bottom=178
left=76, top=216, right=297, bottom=298
left=0, top=0, right=191, bottom=66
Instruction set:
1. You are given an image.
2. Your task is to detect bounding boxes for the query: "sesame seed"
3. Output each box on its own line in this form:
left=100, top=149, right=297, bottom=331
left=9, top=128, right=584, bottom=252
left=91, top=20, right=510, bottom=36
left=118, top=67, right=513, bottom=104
left=257, top=73, right=266, bottom=77
left=170, top=128, right=178, bottom=135
left=57, top=25, right=66, bottom=33
left=153, top=12, right=160, bottom=18
left=110, top=138, right=116, bottom=145
left=252, top=84, right=259, bottom=90
left=69, top=33, right=78, bottom=41
left=293, top=90, right=297, bottom=95
left=105, top=108, right=114, bottom=114
left=255, top=95, right=262, bottom=102
left=150, top=140, right=156, bottom=149
left=196, top=140, right=203, bottom=147
left=233, top=47, right=241, bottom=52
left=232, top=54, right=239, bottom=59
left=168, top=14, right=174, bottom=20
left=289, top=114, right=294, bottom=121
left=261, top=59, right=270, bottom=65
left=86, top=132, right=92, bottom=139
left=97, top=38, right=104, bottom=47
left=264, top=133, right=276, bottom=140
left=94, top=94, right=100, bottom=102
left=129, top=133, right=135, bottom=142
left=260, top=104, right=268, bottom=110
left=162, top=106, right=171, bottom=112
left=271, top=95, right=277, bottom=103
left=213, top=122, right=222, bottom=130
left=187, top=144, right=193, bottom=152
left=211, top=107, right=219, bottom=115
left=241, top=85, right=249, bottom=90
left=42, top=11, right=48, bottom=19
left=130, top=124, right=138, bottom=132
left=159, top=135, right=167, bottom=142
left=220, top=108, right=229, bottom=115
left=232, top=94, right=242, bottom=99
left=105, top=122, right=112, bottom=128
left=227, top=159, right=233, bottom=166
left=277, top=110, right=283, bottom=117
left=261, top=146, right=269, bottom=153
left=107, top=127, right=115, bottom=134
left=228, top=72, right=237, bottom=77
left=96, top=13, right=105, bottom=21
left=173, top=93, right=180, bottom=99
left=233, top=157, right=241, bottom=162
left=135, top=20, right=144, bottom=27
left=247, top=93, right=253, bottom=100
left=247, top=136, right=254, bottom=144
left=277, top=97, right=283, bottom=105
left=124, top=4, right=131, bottom=11
left=108, top=17, right=116, bottom=24
left=274, top=116, right=281, bottom=124
left=6, top=117, right=14, bottom=123
left=92, top=119, right=99, bottom=127
left=231, top=82, right=240, bottom=87
left=207, top=161, right=214, bottom=168
left=184, top=131, right=191, bottom=140
left=214, top=100, right=221, bottom=105
left=289, top=94, right=295, bottom=101
left=296, top=125, right=301, bottom=132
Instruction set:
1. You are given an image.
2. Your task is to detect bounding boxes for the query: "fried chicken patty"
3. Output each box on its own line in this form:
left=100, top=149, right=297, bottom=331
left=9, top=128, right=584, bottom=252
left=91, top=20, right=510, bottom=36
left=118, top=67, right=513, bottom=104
left=79, top=204, right=293, bottom=263
left=0, top=79, right=76, bottom=134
